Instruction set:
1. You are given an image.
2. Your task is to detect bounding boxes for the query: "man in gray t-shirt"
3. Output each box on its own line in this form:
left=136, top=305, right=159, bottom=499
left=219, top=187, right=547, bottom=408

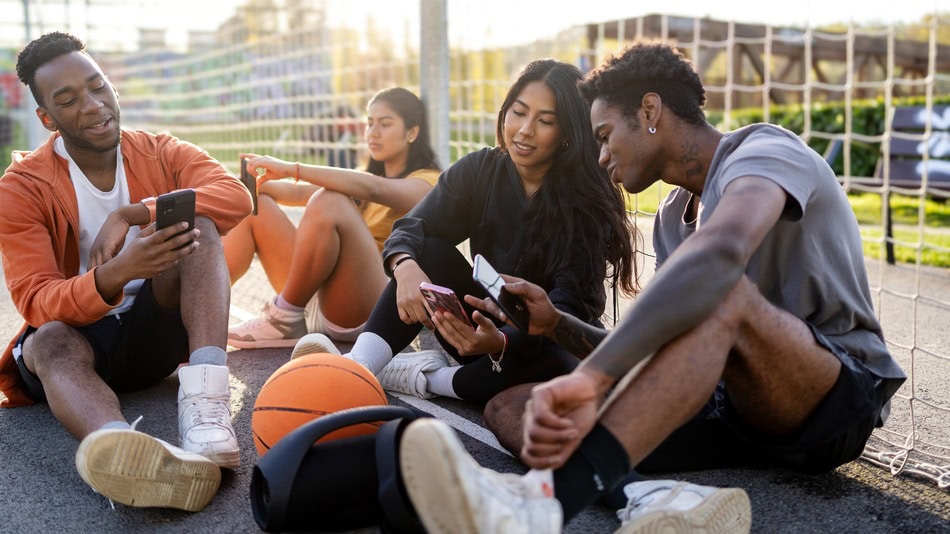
left=392, top=41, right=907, bottom=534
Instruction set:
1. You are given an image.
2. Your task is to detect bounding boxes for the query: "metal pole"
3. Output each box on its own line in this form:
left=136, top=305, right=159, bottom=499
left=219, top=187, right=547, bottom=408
left=21, top=0, right=47, bottom=150
left=419, top=0, right=449, bottom=166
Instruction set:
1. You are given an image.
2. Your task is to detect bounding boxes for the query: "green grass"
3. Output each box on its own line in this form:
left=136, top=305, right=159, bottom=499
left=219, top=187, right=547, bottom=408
left=622, top=188, right=950, bottom=268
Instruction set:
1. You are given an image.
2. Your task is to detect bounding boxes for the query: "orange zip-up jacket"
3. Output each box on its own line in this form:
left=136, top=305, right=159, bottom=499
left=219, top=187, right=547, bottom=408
left=0, top=130, right=252, bottom=406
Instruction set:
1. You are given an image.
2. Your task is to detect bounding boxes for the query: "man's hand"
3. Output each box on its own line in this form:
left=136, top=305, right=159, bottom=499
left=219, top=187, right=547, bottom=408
left=463, top=274, right=560, bottom=337
left=392, top=260, right=434, bottom=327
left=94, top=222, right=199, bottom=301
left=520, top=368, right=614, bottom=470
left=89, top=203, right=149, bottom=269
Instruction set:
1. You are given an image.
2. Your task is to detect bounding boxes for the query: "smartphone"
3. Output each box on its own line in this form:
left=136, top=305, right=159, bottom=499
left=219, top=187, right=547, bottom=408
left=419, top=282, right=472, bottom=327
left=239, top=156, right=258, bottom=215
left=156, top=189, right=196, bottom=249
left=472, top=254, right=529, bottom=331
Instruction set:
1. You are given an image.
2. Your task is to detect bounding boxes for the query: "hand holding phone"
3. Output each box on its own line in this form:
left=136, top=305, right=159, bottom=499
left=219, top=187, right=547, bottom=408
left=472, top=254, right=529, bottom=331
left=240, top=156, right=258, bottom=215
left=156, top=189, right=196, bottom=249
left=420, top=282, right=472, bottom=328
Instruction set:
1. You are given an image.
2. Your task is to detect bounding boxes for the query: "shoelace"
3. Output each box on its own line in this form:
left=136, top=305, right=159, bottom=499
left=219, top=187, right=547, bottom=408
left=183, top=394, right=232, bottom=430
left=617, top=483, right=688, bottom=522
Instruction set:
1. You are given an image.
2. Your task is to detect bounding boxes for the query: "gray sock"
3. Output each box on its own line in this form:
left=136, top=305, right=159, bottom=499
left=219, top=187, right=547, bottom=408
left=98, top=420, right=131, bottom=431
left=347, top=332, right=393, bottom=375
left=426, top=366, right=461, bottom=399
left=189, top=346, right=227, bottom=367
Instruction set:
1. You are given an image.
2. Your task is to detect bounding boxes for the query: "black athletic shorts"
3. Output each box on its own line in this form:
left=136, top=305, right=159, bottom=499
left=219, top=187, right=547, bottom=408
left=14, top=279, right=189, bottom=402
left=637, top=324, right=905, bottom=474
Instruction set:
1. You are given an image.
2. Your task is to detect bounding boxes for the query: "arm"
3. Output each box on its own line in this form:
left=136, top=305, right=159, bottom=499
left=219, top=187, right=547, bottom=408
left=578, top=176, right=788, bottom=386
left=244, top=154, right=435, bottom=213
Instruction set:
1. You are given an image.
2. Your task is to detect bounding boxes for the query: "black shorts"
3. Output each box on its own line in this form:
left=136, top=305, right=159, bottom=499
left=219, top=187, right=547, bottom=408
left=14, top=280, right=189, bottom=402
left=638, top=325, right=905, bottom=474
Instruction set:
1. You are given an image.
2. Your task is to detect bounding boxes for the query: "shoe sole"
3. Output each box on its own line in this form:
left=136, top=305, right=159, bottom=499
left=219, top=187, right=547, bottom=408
left=202, top=449, right=240, bottom=469
left=227, top=337, right=301, bottom=349
left=400, top=419, right=481, bottom=534
left=290, top=335, right=341, bottom=359
left=76, top=430, right=221, bottom=512
left=615, top=487, right=751, bottom=534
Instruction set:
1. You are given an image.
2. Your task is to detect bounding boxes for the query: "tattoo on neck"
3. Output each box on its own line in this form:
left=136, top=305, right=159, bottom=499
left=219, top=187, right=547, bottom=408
left=680, top=141, right=703, bottom=180
left=552, top=314, right=608, bottom=358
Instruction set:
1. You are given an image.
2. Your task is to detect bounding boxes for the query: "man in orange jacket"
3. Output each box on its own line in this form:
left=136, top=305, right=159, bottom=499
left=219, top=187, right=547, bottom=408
left=0, top=32, right=252, bottom=512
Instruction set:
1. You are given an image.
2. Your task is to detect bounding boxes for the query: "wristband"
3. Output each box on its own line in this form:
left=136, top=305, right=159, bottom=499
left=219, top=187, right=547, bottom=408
left=392, top=255, right=414, bottom=272
left=488, top=331, right=508, bottom=373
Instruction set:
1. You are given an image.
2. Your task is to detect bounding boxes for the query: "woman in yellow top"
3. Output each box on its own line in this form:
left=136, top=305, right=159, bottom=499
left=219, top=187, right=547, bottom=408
left=225, top=87, right=441, bottom=348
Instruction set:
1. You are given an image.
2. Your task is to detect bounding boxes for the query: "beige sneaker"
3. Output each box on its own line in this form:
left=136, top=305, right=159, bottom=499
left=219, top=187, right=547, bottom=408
left=178, top=364, right=240, bottom=468
left=614, top=480, right=751, bottom=534
left=290, top=333, right=342, bottom=360
left=227, top=300, right=307, bottom=349
left=400, top=418, right=562, bottom=534
left=377, top=350, right=450, bottom=399
left=75, top=428, right=221, bottom=512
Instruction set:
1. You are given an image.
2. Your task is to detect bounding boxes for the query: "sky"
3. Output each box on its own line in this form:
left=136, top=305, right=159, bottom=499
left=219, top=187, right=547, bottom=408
left=8, top=0, right=948, bottom=51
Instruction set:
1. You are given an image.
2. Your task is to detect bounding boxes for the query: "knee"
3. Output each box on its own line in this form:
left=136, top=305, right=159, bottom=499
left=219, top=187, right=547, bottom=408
left=27, top=322, right=92, bottom=375
left=300, top=189, right=351, bottom=231
left=708, top=275, right=763, bottom=331
left=194, top=216, right=221, bottom=245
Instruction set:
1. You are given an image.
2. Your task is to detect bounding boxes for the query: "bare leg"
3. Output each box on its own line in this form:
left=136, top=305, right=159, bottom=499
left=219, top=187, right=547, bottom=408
left=280, top=189, right=388, bottom=328
left=153, top=216, right=231, bottom=352
left=222, top=194, right=296, bottom=292
left=21, top=322, right=121, bottom=439
left=484, top=383, right=535, bottom=455
left=600, top=276, right=842, bottom=467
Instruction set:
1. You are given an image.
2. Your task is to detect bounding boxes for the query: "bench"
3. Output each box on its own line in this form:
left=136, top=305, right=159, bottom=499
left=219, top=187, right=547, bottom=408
left=829, top=105, right=950, bottom=264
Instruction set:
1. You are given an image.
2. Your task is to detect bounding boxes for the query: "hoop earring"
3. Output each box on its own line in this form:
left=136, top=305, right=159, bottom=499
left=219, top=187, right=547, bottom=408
left=648, top=126, right=657, bottom=134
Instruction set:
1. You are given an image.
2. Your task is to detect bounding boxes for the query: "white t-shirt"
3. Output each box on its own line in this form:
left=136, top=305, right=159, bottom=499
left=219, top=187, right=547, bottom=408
left=55, top=137, right=143, bottom=316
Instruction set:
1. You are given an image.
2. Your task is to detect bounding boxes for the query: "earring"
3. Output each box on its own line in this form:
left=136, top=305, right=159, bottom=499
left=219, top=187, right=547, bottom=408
left=561, top=140, right=569, bottom=148
left=648, top=126, right=657, bottom=134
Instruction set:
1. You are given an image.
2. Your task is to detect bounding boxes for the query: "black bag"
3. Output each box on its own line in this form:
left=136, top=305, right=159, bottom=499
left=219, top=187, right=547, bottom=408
left=250, top=405, right=428, bottom=532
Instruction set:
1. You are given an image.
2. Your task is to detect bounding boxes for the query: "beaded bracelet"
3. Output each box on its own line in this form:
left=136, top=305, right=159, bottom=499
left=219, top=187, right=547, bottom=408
left=488, top=331, right=508, bottom=373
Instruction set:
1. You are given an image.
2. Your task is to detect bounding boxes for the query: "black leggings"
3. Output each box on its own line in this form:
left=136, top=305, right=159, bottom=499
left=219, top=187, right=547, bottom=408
left=365, top=238, right=580, bottom=403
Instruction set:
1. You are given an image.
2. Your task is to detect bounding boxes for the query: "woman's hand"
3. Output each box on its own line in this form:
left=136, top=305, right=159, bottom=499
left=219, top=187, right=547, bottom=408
left=431, top=308, right=505, bottom=357
left=392, top=259, right=433, bottom=327
left=241, top=153, right=294, bottom=187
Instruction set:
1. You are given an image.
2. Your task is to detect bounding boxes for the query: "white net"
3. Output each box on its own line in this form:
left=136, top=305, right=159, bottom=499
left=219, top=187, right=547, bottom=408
left=2, top=2, right=948, bottom=488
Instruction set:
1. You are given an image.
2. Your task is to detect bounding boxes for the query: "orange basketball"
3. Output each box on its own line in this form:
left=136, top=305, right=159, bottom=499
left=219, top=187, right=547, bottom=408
left=251, top=353, right=387, bottom=456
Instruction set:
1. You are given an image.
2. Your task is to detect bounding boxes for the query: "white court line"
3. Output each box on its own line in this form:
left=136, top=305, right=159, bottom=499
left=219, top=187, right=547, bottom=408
left=391, top=392, right=514, bottom=457
left=232, top=303, right=512, bottom=457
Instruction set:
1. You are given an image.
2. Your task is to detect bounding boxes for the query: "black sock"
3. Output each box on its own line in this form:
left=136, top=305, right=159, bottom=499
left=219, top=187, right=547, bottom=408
left=553, top=423, right=631, bottom=522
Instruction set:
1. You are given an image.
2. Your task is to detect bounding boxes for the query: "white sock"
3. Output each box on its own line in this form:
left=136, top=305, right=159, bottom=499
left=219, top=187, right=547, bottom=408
left=347, top=332, right=393, bottom=375
left=275, top=294, right=306, bottom=314
left=98, top=420, right=131, bottom=431
left=189, top=346, right=227, bottom=367
left=426, top=366, right=461, bottom=399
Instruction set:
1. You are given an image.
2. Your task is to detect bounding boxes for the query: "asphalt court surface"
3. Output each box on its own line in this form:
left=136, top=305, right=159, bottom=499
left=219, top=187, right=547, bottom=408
left=0, top=231, right=948, bottom=531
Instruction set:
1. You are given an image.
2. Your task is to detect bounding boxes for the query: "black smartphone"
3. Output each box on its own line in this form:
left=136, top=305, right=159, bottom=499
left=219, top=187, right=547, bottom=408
left=156, top=189, right=196, bottom=247
left=240, top=156, right=258, bottom=215
left=472, top=254, right=529, bottom=331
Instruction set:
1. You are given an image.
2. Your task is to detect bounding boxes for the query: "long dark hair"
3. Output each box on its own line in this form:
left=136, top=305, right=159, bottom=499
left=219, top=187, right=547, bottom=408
left=365, top=87, right=440, bottom=177
left=497, top=59, right=637, bottom=305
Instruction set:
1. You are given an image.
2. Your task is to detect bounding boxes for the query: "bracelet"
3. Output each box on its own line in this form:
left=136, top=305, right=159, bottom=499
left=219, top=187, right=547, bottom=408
left=391, top=255, right=414, bottom=272
left=293, top=161, right=300, bottom=186
left=488, top=331, right=508, bottom=373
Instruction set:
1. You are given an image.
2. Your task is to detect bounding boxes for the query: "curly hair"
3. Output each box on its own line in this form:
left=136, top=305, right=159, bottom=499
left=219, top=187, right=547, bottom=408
left=364, top=87, right=441, bottom=177
left=497, top=59, right=638, bottom=303
left=16, top=32, right=86, bottom=106
left=578, top=40, right=707, bottom=127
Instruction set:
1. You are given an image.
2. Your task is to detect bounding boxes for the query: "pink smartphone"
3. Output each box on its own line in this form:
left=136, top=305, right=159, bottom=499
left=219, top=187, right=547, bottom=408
left=419, top=282, right=472, bottom=327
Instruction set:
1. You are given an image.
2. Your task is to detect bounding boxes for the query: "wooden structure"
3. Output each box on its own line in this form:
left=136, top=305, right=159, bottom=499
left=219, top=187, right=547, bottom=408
left=586, top=14, right=950, bottom=109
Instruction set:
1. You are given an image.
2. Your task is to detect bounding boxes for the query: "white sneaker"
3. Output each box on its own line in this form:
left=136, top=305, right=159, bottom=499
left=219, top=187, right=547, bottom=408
left=377, top=350, right=450, bottom=399
left=615, top=480, right=751, bottom=534
left=178, top=364, right=240, bottom=468
left=227, top=300, right=307, bottom=349
left=76, top=428, right=221, bottom=511
left=400, top=418, right=562, bottom=534
left=290, top=333, right=342, bottom=360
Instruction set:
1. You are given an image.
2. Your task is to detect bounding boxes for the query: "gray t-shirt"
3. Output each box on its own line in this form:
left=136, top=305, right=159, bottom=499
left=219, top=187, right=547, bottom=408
left=653, top=123, right=905, bottom=380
